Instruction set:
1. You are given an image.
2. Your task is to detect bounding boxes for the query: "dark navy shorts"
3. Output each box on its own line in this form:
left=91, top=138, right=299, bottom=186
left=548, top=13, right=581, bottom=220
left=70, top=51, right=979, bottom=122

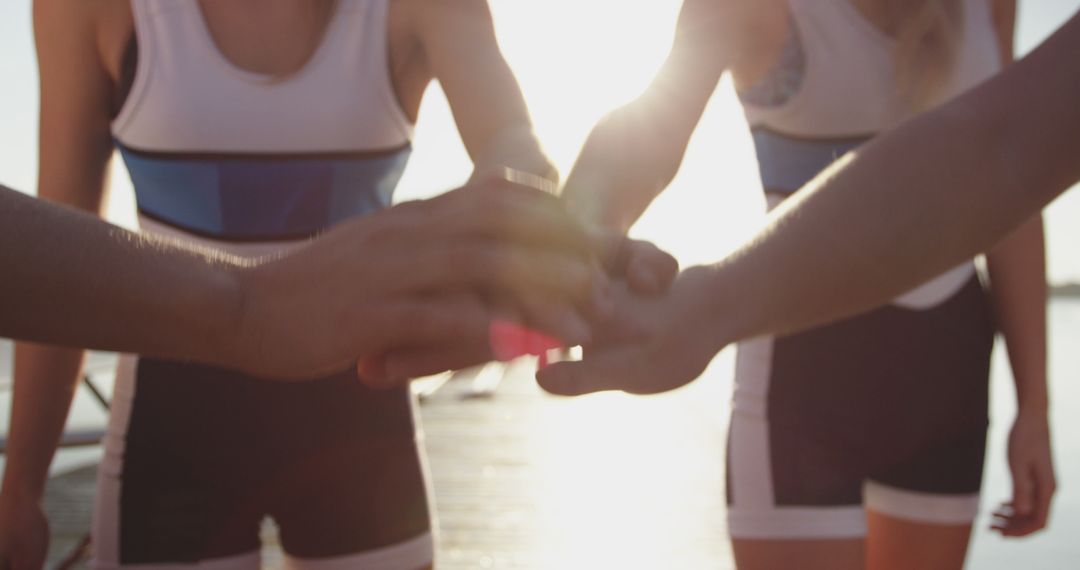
left=726, top=274, right=995, bottom=538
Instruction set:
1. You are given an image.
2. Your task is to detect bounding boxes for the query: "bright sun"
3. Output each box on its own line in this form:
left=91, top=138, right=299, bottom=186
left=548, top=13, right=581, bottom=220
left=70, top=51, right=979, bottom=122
left=104, top=1, right=766, bottom=267
left=490, top=0, right=767, bottom=267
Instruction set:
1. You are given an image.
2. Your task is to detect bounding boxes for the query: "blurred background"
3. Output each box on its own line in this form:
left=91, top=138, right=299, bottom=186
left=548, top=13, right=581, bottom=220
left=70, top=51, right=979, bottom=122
left=2, top=1, right=1079, bottom=568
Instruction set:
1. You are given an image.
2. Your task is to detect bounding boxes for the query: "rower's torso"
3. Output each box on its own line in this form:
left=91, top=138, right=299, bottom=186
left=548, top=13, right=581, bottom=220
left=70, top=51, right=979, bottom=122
left=93, top=0, right=434, bottom=124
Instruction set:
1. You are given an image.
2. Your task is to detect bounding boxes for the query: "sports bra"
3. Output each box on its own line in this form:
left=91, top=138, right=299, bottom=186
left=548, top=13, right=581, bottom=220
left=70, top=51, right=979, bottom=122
left=742, top=0, right=1001, bottom=135
left=738, top=0, right=1002, bottom=310
left=112, top=0, right=412, bottom=248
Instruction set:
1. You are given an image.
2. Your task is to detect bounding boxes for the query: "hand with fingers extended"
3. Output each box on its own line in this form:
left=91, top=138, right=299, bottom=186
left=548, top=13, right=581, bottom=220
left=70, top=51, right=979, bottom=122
left=231, top=176, right=615, bottom=381
left=536, top=266, right=727, bottom=396
left=993, top=410, right=1057, bottom=537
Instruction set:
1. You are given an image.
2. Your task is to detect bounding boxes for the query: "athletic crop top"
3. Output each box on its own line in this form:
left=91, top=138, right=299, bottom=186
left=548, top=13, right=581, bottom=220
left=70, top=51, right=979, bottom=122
left=738, top=0, right=1002, bottom=310
left=112, top=0, right=412, bottom=250
left=741, top=0, right=1001, bottom=192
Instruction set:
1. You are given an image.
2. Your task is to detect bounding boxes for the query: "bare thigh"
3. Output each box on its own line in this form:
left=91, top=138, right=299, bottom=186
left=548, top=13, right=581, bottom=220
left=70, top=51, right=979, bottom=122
left=732, top=538, right=864, bottom=570
left=865, top=511, right=972, bottom=570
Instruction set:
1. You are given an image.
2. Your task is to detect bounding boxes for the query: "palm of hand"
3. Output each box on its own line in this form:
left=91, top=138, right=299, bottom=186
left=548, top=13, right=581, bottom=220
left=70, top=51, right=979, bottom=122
left=538, top=267, right=721, bottom=396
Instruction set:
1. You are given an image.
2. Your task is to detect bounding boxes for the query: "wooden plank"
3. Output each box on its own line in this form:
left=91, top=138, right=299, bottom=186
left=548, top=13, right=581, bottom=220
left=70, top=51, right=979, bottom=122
left=39, top=361, right=735, bottom=569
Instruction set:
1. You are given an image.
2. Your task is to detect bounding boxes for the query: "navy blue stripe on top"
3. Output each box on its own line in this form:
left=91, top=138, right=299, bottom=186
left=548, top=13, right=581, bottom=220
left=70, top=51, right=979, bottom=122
left=117, top=141, right=412, bottom=242
left=751, top=127, right=871, bottom=194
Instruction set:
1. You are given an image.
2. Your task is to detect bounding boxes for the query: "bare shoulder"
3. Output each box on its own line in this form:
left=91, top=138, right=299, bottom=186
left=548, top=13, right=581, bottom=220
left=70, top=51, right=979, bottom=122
left=679, top=0, right=785, bottom=35
left=712, top=0, right=790, bottom=84
left=393, top=0, right=492, bottom=31
left=34, top=0, right=132, bottom=78
left=33, top=0, right=98, bottom=43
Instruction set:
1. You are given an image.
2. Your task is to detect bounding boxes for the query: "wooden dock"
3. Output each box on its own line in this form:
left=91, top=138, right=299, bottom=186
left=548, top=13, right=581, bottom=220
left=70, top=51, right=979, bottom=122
left=41, top=356, right=738, bottom=569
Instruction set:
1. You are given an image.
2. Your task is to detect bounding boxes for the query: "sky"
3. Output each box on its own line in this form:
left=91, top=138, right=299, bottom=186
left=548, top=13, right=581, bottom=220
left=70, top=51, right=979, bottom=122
left=1, top=0, right=1078, bottom=282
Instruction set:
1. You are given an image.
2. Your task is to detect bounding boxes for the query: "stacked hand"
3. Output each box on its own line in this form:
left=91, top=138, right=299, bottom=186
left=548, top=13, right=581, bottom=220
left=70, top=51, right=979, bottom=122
left=537, top=266, right=726, bottom=396
left=230, top=175, right=680, bottom=384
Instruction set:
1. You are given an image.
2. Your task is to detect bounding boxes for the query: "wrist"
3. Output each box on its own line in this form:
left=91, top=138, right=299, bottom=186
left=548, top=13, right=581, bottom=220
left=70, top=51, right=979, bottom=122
left=689, top=263, right=758, bottom=349
left=1015, top=378, right=1050, bottom=416
left=1017, top=397, right=1050, bottom=418
left=0, top=475, right=45, bottom=506
left=674, top=265, right=739, bottom=357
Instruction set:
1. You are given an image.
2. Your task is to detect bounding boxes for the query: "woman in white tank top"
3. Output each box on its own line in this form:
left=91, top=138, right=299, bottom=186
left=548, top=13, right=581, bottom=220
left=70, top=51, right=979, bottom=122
left=562, top=1, right=1054, bottom=569
left=0, top=1, right=559, bottom=568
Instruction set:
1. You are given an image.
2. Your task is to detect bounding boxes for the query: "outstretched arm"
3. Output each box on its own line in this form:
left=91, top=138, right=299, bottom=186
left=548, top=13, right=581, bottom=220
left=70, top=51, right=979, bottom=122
left=406, top=0, right=682, bottom=299
left=561, top=0, right=783, bottom=231
left=0, top=185, right=240, bottom=362
left=0, top=176, right=610, bottom=570
left=538, top=11, right=1080, bottom=396
left=408, top=0, right=557, bottom=182
left=0, top=179, right=609, bottom=377
left=710, top=10, right=1080, bottom=343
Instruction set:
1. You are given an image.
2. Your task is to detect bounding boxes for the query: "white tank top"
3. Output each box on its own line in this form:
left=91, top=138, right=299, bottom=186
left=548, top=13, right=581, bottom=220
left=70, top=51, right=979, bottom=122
left=111, top=0, right=414, bottom=251
left=113, top=0, right=412, bottom=153
left=740, top=0, right=1003, bottom=310
left=743, top=0, right=1002, bottom=137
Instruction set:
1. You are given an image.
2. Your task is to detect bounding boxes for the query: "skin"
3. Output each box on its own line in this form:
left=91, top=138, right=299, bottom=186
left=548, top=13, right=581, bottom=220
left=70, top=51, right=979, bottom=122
left=539, top=0, right=1080, bottom=546
left=0, top=179, right=609, bottom=377
left=0, top=177, right=624, bottom=570
left=0, top=0, right=674, bottom=567
left=554, top=0, right=1054, bottom=568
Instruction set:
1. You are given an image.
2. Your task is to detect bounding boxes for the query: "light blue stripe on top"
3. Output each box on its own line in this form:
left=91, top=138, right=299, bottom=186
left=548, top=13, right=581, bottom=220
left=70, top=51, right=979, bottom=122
left=752, top=128, right=869, bottom=193
left=117, top=143, right=411, bottom=240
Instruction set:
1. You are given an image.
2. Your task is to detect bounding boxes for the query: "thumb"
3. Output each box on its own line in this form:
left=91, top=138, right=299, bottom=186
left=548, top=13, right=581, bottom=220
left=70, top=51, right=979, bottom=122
left=536, top=345, right=643, bottom=396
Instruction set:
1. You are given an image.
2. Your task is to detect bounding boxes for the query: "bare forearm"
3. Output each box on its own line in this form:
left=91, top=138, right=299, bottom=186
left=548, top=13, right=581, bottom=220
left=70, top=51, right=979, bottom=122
left=562, top=0, right=730, bottom=231
left=1, top=192, right=236, bottom=503
left=0, top=185, right=242, bottom=360
left=417, top=0, right=556, bottom=186
left=563, top=105, right=696, bottom=231
left=469, top=125, right=559, bottom=185
left=986, top=217, right=1048, bottom=413
left=705, top=13, right=1080, bottom=343
left=2, top=346, right=84, bottom=500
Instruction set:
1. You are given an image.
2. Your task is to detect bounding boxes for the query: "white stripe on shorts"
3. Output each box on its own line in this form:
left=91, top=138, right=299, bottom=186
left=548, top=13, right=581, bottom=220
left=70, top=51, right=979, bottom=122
left=729, top=336, right=777, bottom=512
left=284, top=533, right=434, bottom=570
left=864, top=480, right=980, bottom=525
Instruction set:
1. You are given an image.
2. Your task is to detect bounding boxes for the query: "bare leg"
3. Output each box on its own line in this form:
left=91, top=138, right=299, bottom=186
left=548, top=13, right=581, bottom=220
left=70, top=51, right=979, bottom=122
left=866, top=510, right=972, bottom=570
left=732, top=538, right=864, bottom=570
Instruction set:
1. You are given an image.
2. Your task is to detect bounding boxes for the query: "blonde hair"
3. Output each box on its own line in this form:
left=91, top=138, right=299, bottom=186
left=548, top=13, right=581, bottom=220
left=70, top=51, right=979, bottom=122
left=889, top=0, right=965, bottom=110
